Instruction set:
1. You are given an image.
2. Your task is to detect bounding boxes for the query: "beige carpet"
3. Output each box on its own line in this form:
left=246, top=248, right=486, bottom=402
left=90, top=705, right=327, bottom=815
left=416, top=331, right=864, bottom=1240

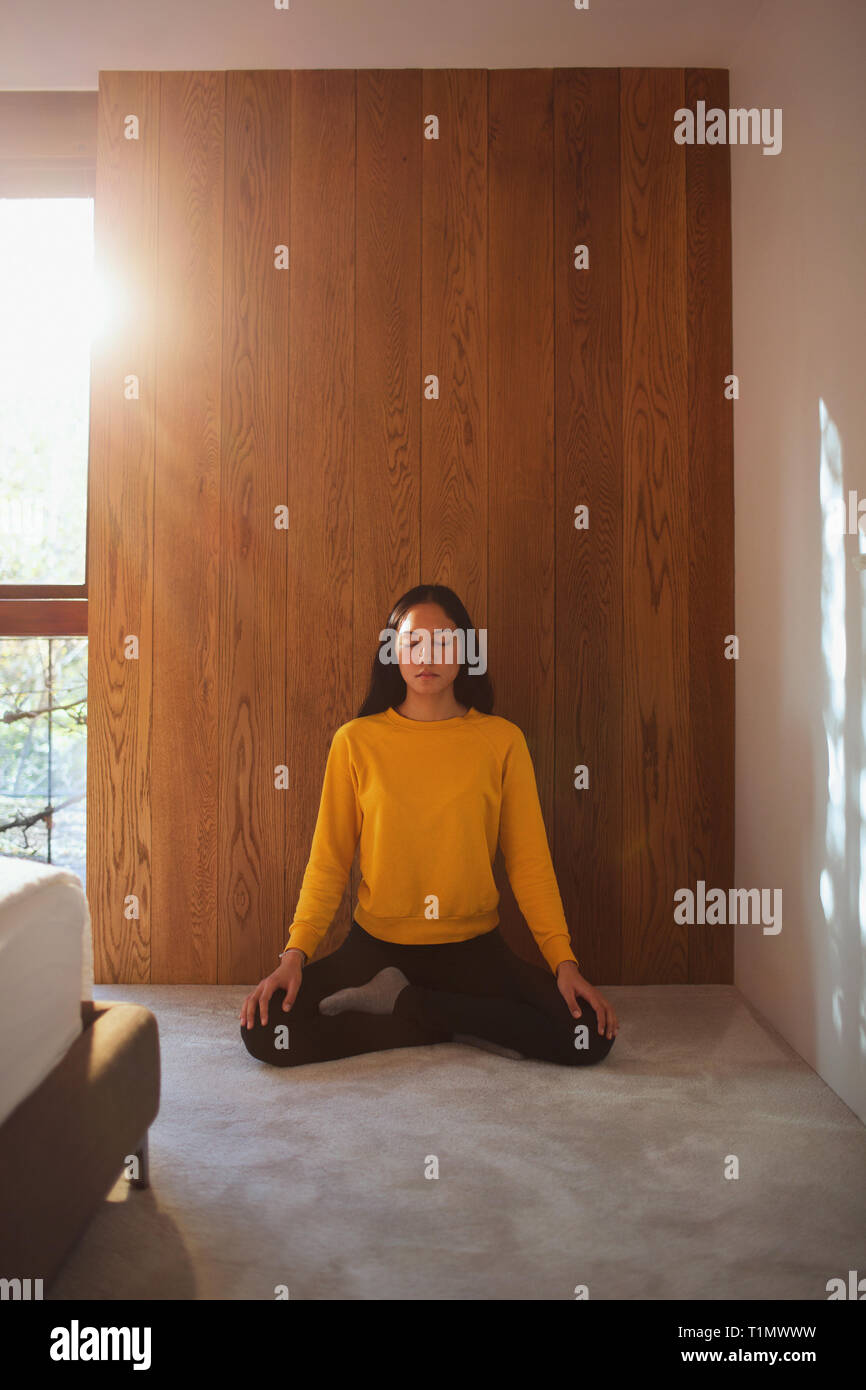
left=47, top=983, right=866, bottom=1301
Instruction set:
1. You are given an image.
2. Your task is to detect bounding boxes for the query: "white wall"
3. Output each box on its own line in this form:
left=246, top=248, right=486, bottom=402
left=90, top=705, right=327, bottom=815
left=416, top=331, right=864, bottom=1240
left=730, top=0, right=866, bottom=1121
left=0, top=0, right=760, bottom=88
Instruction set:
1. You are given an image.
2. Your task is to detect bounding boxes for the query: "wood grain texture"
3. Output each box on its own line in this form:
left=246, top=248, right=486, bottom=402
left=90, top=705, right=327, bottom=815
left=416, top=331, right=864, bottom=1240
left=87, top=67, right=733, bottom=986
left=620, top=69, right=690, bottom=982
left=87, top=72, right=159, bottom=983
left=686, top=68, right=734, bottom=983
left=351, top=71, right=421, bottom=944
left=285, top=71, right=356, bottom=964
left=151, top=73, right=224, bottom=983
left=488, top=69, right=556, bottom=966
left=218, top=72, right=291, bottom=985
left=421, top=70, right=487, bottom=621
left=554, top=69, right=622, bottom=983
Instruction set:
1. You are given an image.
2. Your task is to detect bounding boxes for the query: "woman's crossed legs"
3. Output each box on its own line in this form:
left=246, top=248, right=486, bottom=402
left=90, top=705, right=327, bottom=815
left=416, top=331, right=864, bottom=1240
left=240, top=921, right=615, bottom=1069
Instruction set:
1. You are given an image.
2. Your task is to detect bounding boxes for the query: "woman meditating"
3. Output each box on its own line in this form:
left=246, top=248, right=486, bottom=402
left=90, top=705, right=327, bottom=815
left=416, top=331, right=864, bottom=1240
left=240, top=583, right=618, bottom=1068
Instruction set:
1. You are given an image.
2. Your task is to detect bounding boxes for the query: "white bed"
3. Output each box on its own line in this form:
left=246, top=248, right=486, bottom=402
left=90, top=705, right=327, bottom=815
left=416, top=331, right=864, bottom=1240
left=0, top=857, right=94, bottom=1128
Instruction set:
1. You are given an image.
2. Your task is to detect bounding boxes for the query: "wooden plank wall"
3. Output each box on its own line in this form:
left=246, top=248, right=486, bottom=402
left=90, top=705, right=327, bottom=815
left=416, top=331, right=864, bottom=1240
left=554, top=68, right=622, bottom=984
left=88, top=73, right=159, bottom=983
left=88, top=67, right=734, bottom=987
left=621, top=67, right=692, bottom=983
left=153, top=72, right=223, bottom=984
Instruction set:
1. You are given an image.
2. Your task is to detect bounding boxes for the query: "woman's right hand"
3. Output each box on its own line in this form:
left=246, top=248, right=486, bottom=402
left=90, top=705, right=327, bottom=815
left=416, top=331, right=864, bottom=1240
left=240, top=950, right=305, bottom=1029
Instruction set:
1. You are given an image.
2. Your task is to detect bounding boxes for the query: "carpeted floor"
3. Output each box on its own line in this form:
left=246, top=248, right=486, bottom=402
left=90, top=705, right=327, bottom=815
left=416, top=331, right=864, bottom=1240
left=47, top=983, right=866, bottom=1301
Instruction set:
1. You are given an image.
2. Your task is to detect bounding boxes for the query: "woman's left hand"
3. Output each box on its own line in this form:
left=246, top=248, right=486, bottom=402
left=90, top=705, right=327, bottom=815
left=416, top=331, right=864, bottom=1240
left=555, top=962, right=618, bottom=1039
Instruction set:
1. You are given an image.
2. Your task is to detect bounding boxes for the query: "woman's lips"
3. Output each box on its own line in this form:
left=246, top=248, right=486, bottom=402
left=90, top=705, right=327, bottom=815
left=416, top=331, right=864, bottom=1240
left=417, top=672, right=438, bottom=679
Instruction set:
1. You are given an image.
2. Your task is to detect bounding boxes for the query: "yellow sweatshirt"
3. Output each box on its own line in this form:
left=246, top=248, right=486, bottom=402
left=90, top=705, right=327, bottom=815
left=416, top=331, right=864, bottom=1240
left=282, top=705, right=579, bottom=975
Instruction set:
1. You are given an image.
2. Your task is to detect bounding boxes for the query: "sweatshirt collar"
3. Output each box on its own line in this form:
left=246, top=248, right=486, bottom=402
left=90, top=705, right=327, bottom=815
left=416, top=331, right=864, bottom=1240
left=384, top=705, right=479, bottom=730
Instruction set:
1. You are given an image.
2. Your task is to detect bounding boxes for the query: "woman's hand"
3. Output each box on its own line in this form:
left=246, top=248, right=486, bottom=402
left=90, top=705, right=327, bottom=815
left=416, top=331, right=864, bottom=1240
left=555, top=961, right=618, bottom=1040
left=240, top=950, right=305, bottom=1029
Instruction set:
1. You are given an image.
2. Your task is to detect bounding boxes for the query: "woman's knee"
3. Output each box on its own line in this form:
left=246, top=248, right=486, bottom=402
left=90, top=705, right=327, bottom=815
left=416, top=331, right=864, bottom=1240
left=560, top=1009, right=616, bottom=1066
left=239, top=991, right=300, bottom=1066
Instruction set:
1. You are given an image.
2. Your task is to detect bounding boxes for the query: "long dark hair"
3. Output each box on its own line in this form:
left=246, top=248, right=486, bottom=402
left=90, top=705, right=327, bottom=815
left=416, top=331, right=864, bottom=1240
left=356, top=584, right=495, bottom=718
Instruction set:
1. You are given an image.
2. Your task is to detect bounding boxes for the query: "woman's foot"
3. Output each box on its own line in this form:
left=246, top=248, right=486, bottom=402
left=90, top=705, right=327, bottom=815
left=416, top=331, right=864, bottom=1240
left=318, top=966, right=410, bottom=1017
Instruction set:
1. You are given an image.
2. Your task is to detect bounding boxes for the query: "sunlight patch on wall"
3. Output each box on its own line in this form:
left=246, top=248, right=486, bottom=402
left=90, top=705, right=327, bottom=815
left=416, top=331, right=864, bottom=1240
left=818, top=396, right=865, bottom=1054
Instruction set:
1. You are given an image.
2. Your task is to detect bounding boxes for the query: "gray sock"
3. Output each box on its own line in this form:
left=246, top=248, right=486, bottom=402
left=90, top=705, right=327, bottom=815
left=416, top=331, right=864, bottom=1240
left=318, top=966, right=410, bottom=1017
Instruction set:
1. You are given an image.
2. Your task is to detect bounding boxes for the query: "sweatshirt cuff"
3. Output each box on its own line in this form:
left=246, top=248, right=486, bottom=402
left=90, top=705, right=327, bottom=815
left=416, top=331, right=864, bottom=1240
left=283, top=923, right=321, bottom=960
left=542, top=938, right=580, bottom=975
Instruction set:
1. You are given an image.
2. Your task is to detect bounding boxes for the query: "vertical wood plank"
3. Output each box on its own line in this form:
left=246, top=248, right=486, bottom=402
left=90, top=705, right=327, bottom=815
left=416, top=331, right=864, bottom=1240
left=554, top=69, right=623, bottom=983
left=355, top=69, right=421, bottom=636
left=421, top=70, right=487, bottom=621
left=219, top=72, right=291, bottom=985
left=87, top=71, right=159, bottom=983
left=285, top=71, right=356, bottom=963
left=620, top=68, right=690, bottom=983
left=352, top=70, right=421, bottom=945
left=488, top=69, right=555, bottom=965
left=151, top=72, right=224, bottom=983
left=686, top=67, right=734, bottom=984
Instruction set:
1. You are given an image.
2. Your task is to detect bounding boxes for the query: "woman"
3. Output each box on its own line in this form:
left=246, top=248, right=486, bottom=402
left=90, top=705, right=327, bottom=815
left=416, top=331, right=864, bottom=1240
left=240, top=584, right=618, bottom=1068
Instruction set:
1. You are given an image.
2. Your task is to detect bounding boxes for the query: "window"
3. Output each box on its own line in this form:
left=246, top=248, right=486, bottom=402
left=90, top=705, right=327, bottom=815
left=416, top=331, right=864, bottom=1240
left=0, top=92, right=96, bottom=882
left=0, top=197, right=92, bottom=587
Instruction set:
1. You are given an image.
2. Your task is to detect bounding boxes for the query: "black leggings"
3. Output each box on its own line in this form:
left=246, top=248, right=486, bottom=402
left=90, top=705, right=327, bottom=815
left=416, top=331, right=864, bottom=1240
left=240, top=920, right=615, bottom=1068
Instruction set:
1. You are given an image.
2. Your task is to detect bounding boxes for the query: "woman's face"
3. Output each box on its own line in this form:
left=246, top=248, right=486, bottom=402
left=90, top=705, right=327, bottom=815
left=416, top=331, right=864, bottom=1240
left=395, top=602, right=462, bottom=696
